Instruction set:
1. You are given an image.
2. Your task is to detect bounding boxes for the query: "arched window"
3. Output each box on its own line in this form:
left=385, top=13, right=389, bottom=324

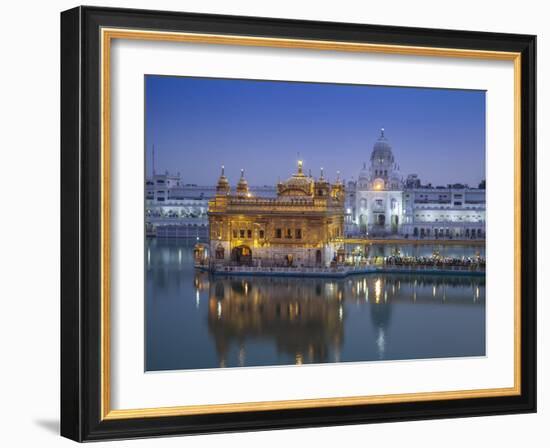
left=215, top=244, right=225, bottom=259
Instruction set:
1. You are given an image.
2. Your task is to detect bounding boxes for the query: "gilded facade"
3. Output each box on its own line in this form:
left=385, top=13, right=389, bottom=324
left=206, top=161, right=345, bottom=267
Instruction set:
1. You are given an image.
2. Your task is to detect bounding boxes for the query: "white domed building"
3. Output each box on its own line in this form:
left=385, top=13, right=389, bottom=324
left=347, top=128, right=486, bottom=239
left=354, top=129, right=404, bottom=236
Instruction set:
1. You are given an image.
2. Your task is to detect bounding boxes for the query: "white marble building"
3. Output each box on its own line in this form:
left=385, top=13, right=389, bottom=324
left=347, top=129, right=486, bottom=239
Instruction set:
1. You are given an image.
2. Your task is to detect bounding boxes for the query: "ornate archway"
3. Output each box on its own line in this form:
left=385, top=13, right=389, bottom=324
left=231, top=245, right=252, bottom=265
left=215, top=244, right=225, bottom=260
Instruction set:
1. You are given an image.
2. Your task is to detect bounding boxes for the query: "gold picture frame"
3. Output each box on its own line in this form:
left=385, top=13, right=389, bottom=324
left=61, top=6, right=536, bottom=441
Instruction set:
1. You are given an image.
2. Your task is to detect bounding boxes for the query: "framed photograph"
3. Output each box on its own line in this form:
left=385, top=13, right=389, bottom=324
left=60, top=6, right=536, bottom=441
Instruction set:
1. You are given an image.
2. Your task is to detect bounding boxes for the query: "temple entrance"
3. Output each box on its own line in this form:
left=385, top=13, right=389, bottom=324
left=376, top=214, right=386, bottom=226
left=231, top=245, right=252, bottom=265
left=359, top=214, right=368, bottom=234
left=315, top=249, right=322, bottom=265
left=391, top=215, right=399, bottom=233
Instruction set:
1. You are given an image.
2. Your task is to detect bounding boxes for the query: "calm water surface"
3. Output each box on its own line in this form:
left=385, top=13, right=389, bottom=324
left=146, top=238, right=485, bottom=371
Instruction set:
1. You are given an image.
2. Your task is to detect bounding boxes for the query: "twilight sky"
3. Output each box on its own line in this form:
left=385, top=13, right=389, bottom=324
left=145, top=75, right=486, bottom=187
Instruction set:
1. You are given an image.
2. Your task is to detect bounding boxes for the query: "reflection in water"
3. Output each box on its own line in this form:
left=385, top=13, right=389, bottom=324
left=205, top=275, right=345, bottom=366
left=146, top=239, right=485, bottom=371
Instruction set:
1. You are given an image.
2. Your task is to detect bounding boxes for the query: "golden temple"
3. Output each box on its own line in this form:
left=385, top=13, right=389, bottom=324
left=204, top=160, right=345, bottom=268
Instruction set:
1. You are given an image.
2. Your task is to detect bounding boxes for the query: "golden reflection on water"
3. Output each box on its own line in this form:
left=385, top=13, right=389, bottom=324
left=375, top=278, right=382, bottom=303
left=193, top=272, right=485, bottom=367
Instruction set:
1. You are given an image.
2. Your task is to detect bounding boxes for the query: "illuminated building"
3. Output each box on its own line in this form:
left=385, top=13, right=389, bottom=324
left=207, top=161, right=345, bottom=267
left=353, top=128, right=404, bottom=235
left=348, top=128, right=486, bottom=239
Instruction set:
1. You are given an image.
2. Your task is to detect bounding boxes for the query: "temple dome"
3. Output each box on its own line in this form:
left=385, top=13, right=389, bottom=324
left=370, top=128, right=395, bottom=165
left=278, top=160, right=314, bottom=197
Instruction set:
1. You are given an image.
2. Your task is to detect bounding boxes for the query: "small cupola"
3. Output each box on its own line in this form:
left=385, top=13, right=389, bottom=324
left=314, top=167, right=330, bottom=197
left=236, top=169, right=250, bottom=196
left=216, top=165, right=230, bottom=195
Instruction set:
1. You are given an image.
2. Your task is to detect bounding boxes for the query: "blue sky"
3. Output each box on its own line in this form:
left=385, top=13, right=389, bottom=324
left=145, top=75, right=485, bottom=187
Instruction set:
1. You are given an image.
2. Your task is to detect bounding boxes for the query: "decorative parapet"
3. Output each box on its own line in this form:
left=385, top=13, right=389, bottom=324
left=208, top=195, right=343, bottom=215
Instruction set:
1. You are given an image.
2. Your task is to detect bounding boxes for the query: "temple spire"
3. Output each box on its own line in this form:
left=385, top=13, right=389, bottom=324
left=380, top=127, right=385, bottom=138
left=236, top=168, right=249, bottom=196
left=216, top=163, right=230, bottom=195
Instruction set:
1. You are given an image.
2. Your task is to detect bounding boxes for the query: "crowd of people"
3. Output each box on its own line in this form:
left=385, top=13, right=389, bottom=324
left=380, top=255, right=485, bottom=269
